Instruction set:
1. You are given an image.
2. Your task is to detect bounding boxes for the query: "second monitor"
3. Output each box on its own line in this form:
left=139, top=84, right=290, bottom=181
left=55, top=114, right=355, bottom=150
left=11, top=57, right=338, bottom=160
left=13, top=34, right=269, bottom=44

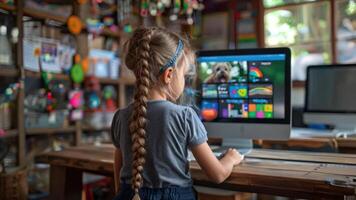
left=195, top=48, right=291, bottom=148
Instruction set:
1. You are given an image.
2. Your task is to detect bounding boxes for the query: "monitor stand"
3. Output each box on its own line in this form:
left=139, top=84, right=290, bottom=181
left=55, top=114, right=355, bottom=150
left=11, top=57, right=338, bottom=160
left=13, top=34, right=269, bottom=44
left=213, top=138, right=253, bottom=156
left=332, top=125, right=356, bottom=138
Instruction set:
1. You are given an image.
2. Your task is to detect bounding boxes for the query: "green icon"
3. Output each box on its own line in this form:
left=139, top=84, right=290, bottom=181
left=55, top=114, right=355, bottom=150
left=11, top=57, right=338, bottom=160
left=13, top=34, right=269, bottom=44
left=249, top=112, right=256, bottom=118
left=265, top=112, right=273, bottom=118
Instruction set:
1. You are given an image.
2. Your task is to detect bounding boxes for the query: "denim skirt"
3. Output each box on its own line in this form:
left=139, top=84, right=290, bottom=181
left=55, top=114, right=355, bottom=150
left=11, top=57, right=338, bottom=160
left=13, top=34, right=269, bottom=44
left=113, top=183, right=196, bottom=200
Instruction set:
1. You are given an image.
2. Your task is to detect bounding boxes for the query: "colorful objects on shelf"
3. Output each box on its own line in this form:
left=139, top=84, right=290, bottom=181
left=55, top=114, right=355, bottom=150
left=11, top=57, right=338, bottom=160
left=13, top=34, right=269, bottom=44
left=102, top=85, right=116, bottom=100
left=87, top=91, right=101, bottom=109
left=68, top=90, right=84, bottom=120
left=0, top=82, right=20, bottom=105
left=123, top=24, right=132, bottom=33
left=140, top=0, right=149, bottom=17
left=70, top=64, right=84, bottom=83
left=67, top=15, right=83, bottom=35
left=81, top=57, right=89, bottom=73
left=149, top=1, right=158, bottom=16
left=69, top=90, right=83, bottom=109
left=70, top=55, right=84, bottom=84
left=103, top=16, right=114, bottom=26
left=117, top=0, right=131, bottom=25
left=103, top=85, right=117, bottom=111
left=84, top=76, right=100, bottom=92
left=83, top=76, right=101, bottom=112
left=37, top=50, right=58, bottom=113
left=86, top=18, right=104, bottom=35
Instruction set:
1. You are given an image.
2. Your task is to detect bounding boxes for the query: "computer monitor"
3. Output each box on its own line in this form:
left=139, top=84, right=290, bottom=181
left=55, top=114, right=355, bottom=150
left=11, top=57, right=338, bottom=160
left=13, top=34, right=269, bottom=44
left=195, top=48, right=291, bottom=150
left=304, top=64, right=356, bottom=131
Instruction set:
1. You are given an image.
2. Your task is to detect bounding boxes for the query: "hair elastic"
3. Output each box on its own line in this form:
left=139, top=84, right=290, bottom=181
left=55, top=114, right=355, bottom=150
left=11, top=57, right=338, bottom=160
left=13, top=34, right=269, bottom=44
left=159, top=39, right=184, bottom=74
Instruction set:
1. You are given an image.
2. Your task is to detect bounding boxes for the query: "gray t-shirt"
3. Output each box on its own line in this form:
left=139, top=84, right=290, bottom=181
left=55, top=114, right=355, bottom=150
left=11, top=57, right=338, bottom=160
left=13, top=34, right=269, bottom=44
left=111, top=100, right=208, bottom=188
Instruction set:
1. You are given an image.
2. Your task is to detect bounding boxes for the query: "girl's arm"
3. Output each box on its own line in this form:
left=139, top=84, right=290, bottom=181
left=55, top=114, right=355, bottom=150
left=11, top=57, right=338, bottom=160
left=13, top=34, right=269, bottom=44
left=191, top=142, right=243, bottom=183
left=113, top=148, right=122, bottom=193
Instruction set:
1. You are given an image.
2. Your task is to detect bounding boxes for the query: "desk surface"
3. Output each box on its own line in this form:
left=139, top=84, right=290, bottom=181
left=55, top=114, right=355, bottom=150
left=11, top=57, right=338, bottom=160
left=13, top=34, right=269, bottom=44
left=257, top=128, right=356, bottom=153
left=37, top=145, right=356, bottom=199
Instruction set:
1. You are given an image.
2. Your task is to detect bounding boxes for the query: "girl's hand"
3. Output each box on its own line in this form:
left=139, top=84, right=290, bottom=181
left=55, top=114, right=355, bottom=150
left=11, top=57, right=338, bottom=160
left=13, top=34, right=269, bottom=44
left=223, top=148, right=244, bottom=165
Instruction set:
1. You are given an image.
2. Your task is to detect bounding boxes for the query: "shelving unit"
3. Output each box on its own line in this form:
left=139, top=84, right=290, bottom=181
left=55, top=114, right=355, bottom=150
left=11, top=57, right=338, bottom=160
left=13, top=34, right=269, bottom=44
left=82, top=126, right=110, bottom=132
left=0, top=129, right=19, bottom=139
left=23, top=7, right=67, bottom=23
left=0, top=0, right=134, bottom=170
left=0, top=3, right=15, bottom=12
left=26, top=127, right=76, bottom=135
left=24, top=70, right=70, bottom=80
left=0, top=66, right=18, bottom=77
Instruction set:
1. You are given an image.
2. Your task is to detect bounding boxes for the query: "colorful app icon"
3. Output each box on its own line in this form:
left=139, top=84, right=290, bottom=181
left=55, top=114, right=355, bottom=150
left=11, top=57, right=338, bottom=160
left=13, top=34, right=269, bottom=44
left=218, top=84, right=229, bottom=98
left=201, top=100, right=219, bottom=121
left=229, top=84, right=248, bottom=98
left=248, top=111, right=256, bottom=118
left=265, top=112, right=273, bottom=118
left=238, top=88, right=247, bottom=98
left=264, top=104, right=273, bottom=112
left=202, top=84, right=218, bottom=98
left=256, top=111, right=265, bottom=118
left=249, top=104, right=256, bottom=112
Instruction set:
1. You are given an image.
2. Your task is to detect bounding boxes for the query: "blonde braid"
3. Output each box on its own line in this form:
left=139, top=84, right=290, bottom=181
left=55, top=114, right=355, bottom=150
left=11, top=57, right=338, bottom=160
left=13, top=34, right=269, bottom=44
left=128, top=28, right=153, bottom=200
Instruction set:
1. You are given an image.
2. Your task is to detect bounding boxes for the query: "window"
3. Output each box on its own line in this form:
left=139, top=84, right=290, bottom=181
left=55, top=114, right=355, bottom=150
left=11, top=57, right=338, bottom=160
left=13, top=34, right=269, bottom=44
left=262, top=0, right=356, bottom=80
left=335, top=0, right=356, bottom=63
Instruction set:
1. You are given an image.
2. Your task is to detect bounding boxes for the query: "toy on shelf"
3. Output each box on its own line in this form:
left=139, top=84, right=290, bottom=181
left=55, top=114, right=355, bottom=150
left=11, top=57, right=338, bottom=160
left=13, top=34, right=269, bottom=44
left=0, top=82, right=20, bottom=104
left=83, top=76, right=106, bottom=129
left=134, top=0, right=204, bottom=24
left=86, top=18, right=104, bottom=35
left=0, top=82, right=19, bottom=131
left=102, top=85, right=117, bottom=112
left=84, top=76, right=101, bottom=112
left=70, top=54, right=85, bottom=84
left=67, top=15, right=83, bottom=35
left=88, top=49, right=120, bottom=79
left=117, top=0, right=131, bottom=25
left=68, top=89, right=84, bottom=121
left=36, top=49, right=58, bottom=113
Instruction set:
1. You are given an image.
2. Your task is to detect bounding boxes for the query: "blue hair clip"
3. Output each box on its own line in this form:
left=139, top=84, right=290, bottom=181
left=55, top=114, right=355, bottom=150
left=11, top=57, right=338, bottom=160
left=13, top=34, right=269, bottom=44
left=159, top=39, right=184, bottom=74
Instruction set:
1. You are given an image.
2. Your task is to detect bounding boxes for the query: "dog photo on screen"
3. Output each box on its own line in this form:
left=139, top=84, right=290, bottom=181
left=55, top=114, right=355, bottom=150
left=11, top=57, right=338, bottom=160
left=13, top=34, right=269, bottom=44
left=204, top=62, right=232, bottom=83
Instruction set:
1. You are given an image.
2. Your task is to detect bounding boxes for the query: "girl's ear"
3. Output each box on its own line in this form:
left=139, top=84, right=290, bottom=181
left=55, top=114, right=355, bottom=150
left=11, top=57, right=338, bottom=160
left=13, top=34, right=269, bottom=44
left=161, top=67, right=174, bottom=84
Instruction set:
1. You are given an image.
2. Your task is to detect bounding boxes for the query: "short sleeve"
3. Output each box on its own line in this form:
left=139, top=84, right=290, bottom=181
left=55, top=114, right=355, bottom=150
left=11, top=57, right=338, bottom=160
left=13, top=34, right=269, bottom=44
left=110, top=110, right=121, bottom=149
left=185, top=107, right=208, bottom=148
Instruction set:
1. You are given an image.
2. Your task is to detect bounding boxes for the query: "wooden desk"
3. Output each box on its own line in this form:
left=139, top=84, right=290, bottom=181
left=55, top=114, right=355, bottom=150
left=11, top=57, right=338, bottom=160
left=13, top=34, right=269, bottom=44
left=36, top=145, right=356, bottom=200
left=257, top=129, right=356, bottom=153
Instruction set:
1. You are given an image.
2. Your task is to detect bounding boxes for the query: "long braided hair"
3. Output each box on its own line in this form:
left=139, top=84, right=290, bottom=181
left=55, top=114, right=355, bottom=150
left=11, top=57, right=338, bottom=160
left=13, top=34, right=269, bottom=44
left=124, top=27, right=192, bottom=200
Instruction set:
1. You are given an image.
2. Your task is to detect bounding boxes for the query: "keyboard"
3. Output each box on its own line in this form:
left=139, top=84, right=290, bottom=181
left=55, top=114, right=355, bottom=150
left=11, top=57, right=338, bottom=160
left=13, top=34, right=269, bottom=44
left=212, top=147, right=252, bottom=158
left=188, top=147, right=250, bottom=161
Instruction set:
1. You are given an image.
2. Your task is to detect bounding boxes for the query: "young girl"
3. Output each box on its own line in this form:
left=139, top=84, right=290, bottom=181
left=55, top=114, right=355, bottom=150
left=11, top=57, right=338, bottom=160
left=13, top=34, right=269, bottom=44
left=111, top=27, right=243, bottom=200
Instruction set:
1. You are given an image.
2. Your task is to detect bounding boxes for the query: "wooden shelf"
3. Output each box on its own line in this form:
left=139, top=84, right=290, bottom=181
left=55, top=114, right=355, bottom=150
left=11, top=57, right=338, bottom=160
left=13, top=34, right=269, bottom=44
left=101, top=27, right=120, bottom=38
left=97, top=77, right=135, bottom=85
left=23, top=7, right=68, bottom=23
left=98, top=77, right=119, bottom=84
left=119, top=77, right=135, bottom=85
left=0, top=66, right=18, bottom=77
left=25, top=70, right=70, bottom=81
left=26, top=127, right=76, bottom=135
left=82, top=126, right=110, bottom=132
left=0, top=3, right=15, bottom=12
left=0, top=129, right=18, bottom=139
left=292, top=80, right=305, bottom=88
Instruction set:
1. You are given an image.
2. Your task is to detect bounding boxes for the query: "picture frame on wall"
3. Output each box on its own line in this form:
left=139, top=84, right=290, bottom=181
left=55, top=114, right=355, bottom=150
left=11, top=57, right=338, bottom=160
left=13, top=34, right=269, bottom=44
left=202, top=12, right=229, bottom=50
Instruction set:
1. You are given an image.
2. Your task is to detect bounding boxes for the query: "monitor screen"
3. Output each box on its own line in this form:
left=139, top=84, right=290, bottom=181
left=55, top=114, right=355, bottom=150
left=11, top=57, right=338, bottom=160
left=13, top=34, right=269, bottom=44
left=306, top=65, right=356, bottom=113
left=196, top=49, right=290, bottom=123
